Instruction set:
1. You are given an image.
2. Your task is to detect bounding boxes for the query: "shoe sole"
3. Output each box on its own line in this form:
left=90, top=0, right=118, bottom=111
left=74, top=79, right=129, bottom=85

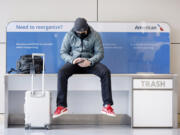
left=53, top=110, right=68, bottom=119
left=101, top=111, right=116, bottom=117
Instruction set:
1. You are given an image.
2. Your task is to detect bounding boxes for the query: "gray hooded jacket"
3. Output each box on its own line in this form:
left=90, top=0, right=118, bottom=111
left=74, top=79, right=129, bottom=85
left=60, top=26, right=104, bottom=66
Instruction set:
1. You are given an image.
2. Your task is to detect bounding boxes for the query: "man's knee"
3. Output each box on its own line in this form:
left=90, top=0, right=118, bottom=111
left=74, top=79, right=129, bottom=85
left=103, top=68, right=111, bottom=75
left=58, top=68, right=69, bottom=78
left=99, top=67, right=111, bottom=77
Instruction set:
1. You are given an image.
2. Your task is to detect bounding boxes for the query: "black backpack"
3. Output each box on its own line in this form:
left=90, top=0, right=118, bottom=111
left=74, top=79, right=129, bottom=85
left=8, top=55, right=43, bottom=74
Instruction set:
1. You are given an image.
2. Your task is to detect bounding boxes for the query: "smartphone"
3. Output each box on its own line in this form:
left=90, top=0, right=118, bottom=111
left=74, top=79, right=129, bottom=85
left=76, top=59, right=85, bottom=64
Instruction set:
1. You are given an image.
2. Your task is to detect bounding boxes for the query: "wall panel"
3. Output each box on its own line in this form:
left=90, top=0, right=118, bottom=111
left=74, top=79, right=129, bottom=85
left=0, top=0, right=97, bottom=42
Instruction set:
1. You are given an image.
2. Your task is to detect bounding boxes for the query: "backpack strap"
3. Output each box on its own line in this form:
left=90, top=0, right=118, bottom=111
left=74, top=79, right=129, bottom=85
left=8, top=68, right=18, bottom=73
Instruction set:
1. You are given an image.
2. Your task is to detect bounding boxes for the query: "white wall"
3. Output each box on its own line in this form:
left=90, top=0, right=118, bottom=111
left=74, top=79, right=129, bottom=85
left=0, top=0, right=180, bottom=112
left=0, top=44, right=6, bottom=113
left=0, top=0, right=97, bottom=42
left=98, top=0, right=180, bottom=43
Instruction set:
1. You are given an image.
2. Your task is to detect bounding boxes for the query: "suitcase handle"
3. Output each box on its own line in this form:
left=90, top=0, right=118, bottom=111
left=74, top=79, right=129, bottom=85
left=31, top=53, right=45, bottom=97
left=30, top=91, right=46, bottom=98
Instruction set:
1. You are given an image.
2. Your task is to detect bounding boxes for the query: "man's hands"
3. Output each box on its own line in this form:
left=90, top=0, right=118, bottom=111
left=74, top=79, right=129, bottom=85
left=73, top=58, right=84, bottom=64
left=73, top=58, right=91, bottom=67
left=78, top=59, right=91, bottom=67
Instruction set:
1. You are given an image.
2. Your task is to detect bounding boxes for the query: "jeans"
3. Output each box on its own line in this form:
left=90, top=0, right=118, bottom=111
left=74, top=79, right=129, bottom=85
left=57, top=63, right=113, bottom=107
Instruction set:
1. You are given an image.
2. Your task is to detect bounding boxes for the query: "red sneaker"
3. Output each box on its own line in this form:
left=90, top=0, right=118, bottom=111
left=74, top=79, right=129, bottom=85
left=53, top=106, right=68, bottom=119
left=101, top=104, right=116, bottom=117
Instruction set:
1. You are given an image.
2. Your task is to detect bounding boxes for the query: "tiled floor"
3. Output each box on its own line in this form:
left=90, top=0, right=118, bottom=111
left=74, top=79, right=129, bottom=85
left=0, top=125, right=180, bottom=135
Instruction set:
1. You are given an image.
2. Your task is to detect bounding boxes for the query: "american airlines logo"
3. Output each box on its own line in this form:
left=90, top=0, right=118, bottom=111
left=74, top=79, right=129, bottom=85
left=135, top=24, right=164, bottom=31
left=135, top=25, right=157, bottom=30
left=157, top=24, right=164, bottom=31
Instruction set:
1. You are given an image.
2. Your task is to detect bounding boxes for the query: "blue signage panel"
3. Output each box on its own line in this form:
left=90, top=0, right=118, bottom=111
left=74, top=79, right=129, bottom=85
left=6, top=22, right=170, bottom=74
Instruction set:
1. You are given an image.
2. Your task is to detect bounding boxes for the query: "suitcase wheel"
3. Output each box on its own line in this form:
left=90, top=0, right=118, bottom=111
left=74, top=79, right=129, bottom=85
left=45, top=124, right=51, bottom=130
left=25, top=124, right=30, bottom=130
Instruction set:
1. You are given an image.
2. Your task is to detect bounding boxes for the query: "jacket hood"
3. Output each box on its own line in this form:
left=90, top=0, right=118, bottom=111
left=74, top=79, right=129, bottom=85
left=69, top=26, right=95, bottom=40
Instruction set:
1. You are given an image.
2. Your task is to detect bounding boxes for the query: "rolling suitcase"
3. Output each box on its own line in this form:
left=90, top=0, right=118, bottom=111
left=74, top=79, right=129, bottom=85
left=24, top=53, right=51, bottom=129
